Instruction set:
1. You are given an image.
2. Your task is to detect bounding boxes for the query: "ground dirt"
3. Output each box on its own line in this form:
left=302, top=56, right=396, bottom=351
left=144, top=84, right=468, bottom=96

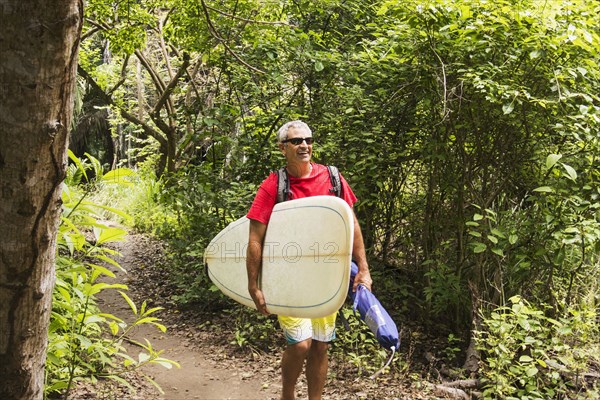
left=72, top=233, right=437, bottom=400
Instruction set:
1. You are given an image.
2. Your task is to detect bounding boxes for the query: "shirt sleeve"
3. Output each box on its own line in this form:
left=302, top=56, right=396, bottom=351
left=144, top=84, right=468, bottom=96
left=246, top=173, right=278, bottom=225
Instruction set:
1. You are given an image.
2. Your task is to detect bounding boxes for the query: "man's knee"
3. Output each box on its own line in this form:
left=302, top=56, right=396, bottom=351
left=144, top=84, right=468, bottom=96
left=287, top=338, right=312, bottom=357
left=310, top=340, right=329, bottom=355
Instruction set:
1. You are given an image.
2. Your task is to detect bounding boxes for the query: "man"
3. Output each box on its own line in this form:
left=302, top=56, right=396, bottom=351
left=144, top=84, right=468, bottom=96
left=246, top=120, right=372, bottom=400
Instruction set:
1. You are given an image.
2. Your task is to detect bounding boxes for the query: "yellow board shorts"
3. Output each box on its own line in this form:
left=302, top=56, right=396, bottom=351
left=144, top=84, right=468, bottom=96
left=278, top=312, right=337, bottom=344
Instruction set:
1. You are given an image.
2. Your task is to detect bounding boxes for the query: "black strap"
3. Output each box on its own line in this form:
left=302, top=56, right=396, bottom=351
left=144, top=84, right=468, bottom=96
left=327, top=165, right=342, bottom=198
left=276, top=167, right=291, bottom=203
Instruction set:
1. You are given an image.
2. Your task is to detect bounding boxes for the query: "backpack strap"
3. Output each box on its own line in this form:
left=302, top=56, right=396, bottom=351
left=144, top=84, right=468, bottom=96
left=276, top=165, right=342, bottom=203
left=327, top=165, right=343, bottom=198
left=276, top=167, right=291, bottom=203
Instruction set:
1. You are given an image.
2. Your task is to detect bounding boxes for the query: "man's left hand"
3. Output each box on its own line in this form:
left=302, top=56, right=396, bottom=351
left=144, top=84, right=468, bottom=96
left=353, top=269, right=373, bottom=292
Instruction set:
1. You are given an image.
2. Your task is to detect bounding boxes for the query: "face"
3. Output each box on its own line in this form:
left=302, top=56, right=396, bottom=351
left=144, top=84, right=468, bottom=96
left=280, top=127, right=313, bottom=165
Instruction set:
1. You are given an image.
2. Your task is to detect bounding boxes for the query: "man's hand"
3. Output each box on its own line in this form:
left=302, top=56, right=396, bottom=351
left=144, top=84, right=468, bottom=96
left=249, top=286, right=270, bottom=315
left=353, top=269, right=373, bottom=292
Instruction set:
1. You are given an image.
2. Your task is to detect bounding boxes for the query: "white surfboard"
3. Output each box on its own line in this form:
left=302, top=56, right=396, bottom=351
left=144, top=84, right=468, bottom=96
left=204, top=196, right=354, bottom=318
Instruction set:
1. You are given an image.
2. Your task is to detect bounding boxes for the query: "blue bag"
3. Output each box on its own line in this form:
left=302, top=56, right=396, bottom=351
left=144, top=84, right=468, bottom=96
left=347, top=261, right=400, bottom=377
left=348, top=262, right=400, bottom=350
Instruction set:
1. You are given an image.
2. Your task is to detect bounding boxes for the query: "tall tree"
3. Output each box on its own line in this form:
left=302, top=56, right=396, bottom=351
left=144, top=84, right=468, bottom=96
left=0, top=0, right=83, bottom=398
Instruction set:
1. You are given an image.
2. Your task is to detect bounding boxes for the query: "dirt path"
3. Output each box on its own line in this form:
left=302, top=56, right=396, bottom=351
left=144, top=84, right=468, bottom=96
left=98, top=292, right=276, bottom=400
left=95, top=233, right=281, bottom=400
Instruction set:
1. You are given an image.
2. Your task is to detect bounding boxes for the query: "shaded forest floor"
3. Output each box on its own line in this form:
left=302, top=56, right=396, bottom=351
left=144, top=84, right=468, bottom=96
left=73, top=233, right=451, bottom=399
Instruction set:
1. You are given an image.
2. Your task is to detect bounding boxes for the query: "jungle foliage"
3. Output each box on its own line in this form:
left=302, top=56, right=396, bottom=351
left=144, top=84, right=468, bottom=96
left=47, top=153, right=178, bottom=399
left=71, top=0, right=599, bottom=397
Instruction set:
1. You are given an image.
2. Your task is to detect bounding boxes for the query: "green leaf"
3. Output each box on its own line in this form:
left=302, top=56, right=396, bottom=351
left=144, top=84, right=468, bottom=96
left=502, top=103, right=514, bottom=115
left=473, top=242, right=487, bottom=253
left=459, top=5, right=472, bottom=19
left=529, top=49, right=542, bottom=59
left=537, top=359, right=547, bottom=368
left=509, top=295, right=522, bottom=304
left=68, top=149, right=89, bottom=182
left=473, top=214, right=484, bottom=221
left=109, top=321, right=119, bottom=335
left=88, top=264, right=116, bottom=278
left=96, top=227, right=127, bottom=245
left=139, top=352, right=151, bottom=363
left=533, top=186, right=553, bottom=193
left=314, top=60, right=324, bottom=72
left=491, top=248, right=504, bottom=256
left=491, top=229, right=506, bottom=238
left=545, top=154, right=562, bottom=169
left=84, top=315, right=105, bottom=324
left=47, top=381, right=70, bottom=391
left=135, top=317, right=160, bottom=325
left=102, top=168, right=136, bottom=185
left=376, top=4, right=388, bottom=15
left=518, top=317, right=531, bottom=330
left=561, top=163, right=577, bottom=181
left=98, top=313, right=124, bottom=323
left=526, top=366, right=539, bottom=377
left=86, top=283, right=127, bottom=296
left=119, top=291, right=137, bottom=315
left=509, top=234, right=518, bottom=245
left=89, top=203, right=131, bottom=220
left=77, top=334, right=93, bottom=349
left=142, top=306, right=164, bottom=316
left=153, top=359, right=178, bottom=369
left=91, top=254, right=124, bottom=270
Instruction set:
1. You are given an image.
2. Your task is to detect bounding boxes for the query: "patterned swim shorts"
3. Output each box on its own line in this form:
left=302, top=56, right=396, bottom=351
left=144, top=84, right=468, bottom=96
left=278, top=312, right=337, bottom=344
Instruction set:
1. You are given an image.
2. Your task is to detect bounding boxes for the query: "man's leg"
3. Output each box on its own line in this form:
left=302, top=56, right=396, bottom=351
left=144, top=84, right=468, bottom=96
left=306, top=340, right=328, bottom=400
left=281, top=339, right=311, bottom=400
left=306, top=311, right=336, bottom=399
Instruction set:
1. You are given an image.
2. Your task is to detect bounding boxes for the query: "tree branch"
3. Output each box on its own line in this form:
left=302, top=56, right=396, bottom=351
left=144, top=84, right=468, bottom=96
left=428, top=38, right=449, bottom=124
left=135, top=49, right=167, bottom=93
left=107, top=55, right=130, bottom=95
left=152, top=54, right=190, bottom=117
left=81, top=25, right=101, bottom=41
left=199, top=0, right=266, bottom=75
left=158, top=15, right=174, bottom=79
left=204, top=3, right=295, bottom=27
left=78, top=66, right=168, bottom=148
left=135, top=49, right=175, bottom=117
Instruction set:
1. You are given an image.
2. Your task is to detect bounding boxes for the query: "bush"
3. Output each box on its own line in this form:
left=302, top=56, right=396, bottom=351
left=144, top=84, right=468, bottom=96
left=477, top=296, right=599, bottom=400
left=47, top=154, right=178, bottom=398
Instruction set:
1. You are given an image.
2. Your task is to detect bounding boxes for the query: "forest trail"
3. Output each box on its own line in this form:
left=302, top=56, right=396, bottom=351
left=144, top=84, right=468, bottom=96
left=94, top=232, right=281, bottom=400
left=86, top=231, right=423, bottom=400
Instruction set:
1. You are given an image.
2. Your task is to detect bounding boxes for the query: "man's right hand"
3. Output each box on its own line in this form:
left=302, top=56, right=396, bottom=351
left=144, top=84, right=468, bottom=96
left=249, top=286, right=270, bottom=315
left=247, top=219, right=269, bottom=315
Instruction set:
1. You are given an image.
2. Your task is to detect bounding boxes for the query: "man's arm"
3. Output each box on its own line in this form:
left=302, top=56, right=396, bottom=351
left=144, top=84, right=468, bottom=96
left=247, top=219, right=270, bottom=315
left=351, top=210, right=373, bottom=292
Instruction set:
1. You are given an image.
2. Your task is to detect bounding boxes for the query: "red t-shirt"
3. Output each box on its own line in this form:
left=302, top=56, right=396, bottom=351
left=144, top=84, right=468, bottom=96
left=247, top=163, right=357, bottom=225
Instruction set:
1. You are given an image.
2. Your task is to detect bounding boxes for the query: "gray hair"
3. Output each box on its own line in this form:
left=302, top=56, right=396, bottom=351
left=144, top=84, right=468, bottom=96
left=277, top=120, right=312, bottom=143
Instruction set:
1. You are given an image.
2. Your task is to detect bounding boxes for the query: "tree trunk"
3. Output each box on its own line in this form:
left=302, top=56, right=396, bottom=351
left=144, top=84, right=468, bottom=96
left=0, top=1, right=82, bottom=399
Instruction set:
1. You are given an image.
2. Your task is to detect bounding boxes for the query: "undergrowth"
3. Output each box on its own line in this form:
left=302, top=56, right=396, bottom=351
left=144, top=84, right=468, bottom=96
left=46, top=152, right=178, bottom=399
left=477, top=296, right=600, bottom=400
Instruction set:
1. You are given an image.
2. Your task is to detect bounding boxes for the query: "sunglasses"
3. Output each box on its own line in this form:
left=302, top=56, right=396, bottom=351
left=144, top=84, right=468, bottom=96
left=281, top=137, right=314, bottom=145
